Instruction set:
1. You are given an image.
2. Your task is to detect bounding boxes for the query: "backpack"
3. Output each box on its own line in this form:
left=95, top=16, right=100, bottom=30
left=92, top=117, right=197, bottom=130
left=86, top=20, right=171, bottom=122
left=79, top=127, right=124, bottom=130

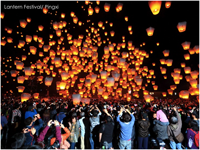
left=191, top=129, right=199, bottom=148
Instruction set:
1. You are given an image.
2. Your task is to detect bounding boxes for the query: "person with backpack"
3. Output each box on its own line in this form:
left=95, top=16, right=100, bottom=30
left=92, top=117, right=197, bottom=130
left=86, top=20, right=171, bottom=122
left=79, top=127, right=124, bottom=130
left=187, top=120, right=199, bottom=149
left=167, top=107, right=184, bottom=150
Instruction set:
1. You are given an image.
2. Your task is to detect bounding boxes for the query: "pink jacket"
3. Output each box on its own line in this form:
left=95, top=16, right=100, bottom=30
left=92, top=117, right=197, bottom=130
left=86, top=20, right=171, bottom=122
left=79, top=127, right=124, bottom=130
left=157, top=110, right=169, bottom=122
left=37, top=125, right=62, bottom=144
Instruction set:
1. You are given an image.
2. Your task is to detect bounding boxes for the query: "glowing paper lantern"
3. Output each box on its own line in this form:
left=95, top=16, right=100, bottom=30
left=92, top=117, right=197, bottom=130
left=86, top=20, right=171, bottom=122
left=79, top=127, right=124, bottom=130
left=189, top=79, right=197, bottom=88
left=165, top=1, right=171, bottom=8
left=184, top=54, right=190, bottom=60
left=10, top=70, right=18, bottom=77
left=161, top=68, right=166, bottom=74
left=146, top=27, right=155, bottom=36
left=153, top=85, right=158, bottom=90
left=24, top=67, right=33, bottom=76
left=88, top=7, right=94, bottom=15
left=104, top=3, right=110, bottom=12
left=144, top=95, right=152, bottom=103
left=184, top=67, right=191, bottom=74
left=182, top=41, right=191, bottom=50
left=16, top=62, right=24, bottom=70
left=166, top=59, right=173, bottom=66
left=20, top=20, right=27, bottom=28
left=60, top=81, right=67, bottom=90
left=61, top=72, right=69, bottom=80
left=17, top=76, right=25, bottom=84
left=177, top=21, right=187, bottom=32
left=95, top=6, right=100, bottom=13
left=163, top=50, right=169, bottom=57
left=33, top=93, right=39, bottom=99
left=45, top=77, right=53, bottom=87
left=21, top=93, right=31, bottom=102
left=179, top=90, right=189, bottom=99
left=162, top=92, right=167, bottom=97
left=101, top=71, right=107, bottom=79
left=107, top=77, right=115, bottom=87
left=18, top=86, right=25, bottom=93
left=148, top=1, right=162, bottom=15
left=190, top=71, right=199, bottom=79
left=1, top=12, right=5, bottom=19
left=30, top=46, right=37, bottom=55
left=72, top=94, right=81, bottom=105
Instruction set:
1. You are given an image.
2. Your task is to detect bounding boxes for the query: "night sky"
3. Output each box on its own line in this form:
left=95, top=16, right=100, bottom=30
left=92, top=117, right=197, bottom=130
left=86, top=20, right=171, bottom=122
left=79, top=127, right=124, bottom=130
left=1, top=1, right=199, bottom=99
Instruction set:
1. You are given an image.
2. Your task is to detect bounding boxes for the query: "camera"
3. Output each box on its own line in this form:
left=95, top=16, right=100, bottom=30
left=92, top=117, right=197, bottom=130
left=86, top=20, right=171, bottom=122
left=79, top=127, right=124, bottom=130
left=46, top=140, right=60, bottom=149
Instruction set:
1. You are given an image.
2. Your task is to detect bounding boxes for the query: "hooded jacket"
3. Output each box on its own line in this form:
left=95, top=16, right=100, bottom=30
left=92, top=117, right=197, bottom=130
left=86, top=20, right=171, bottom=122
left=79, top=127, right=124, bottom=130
left=55, top=112, right=66, bottom=123
left=167, top=110, right=182, bottom=142
left=138, top=119, right=150, bottom=137
left=153, top=121, right=168, bottom=140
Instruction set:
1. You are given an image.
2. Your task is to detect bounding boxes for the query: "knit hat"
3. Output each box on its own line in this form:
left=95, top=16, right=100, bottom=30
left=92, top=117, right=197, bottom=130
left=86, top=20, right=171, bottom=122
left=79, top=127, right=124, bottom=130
left=170, top=116, right=178, bottom=124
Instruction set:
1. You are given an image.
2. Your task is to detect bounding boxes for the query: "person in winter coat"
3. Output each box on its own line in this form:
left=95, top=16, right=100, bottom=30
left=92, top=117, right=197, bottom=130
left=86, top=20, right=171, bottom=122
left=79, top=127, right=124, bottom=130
left=167, top=107, right=183, bottom=149
left=137, top=112, right=150, bottom=149
left=23, top=114, right=43, bottom=146
left=55, top=107, right=66, bottom=123
left=186, top=120, right=199, bottom=149
left=153, top=113, right=168, bottom=149
left=68, top=115, right=80, bottom=149
left=25, top=106, right=37, bottom=119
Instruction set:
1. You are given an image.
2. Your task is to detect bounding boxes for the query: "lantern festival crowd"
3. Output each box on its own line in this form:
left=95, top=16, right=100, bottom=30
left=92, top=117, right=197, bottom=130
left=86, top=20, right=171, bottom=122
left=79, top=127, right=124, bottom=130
left=1, top=96, right=199, bottom=149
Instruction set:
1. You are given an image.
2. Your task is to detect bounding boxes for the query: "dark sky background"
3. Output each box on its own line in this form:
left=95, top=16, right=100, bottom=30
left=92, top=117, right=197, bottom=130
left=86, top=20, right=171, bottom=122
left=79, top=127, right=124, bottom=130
left=1, top=1, right=199, bottom=98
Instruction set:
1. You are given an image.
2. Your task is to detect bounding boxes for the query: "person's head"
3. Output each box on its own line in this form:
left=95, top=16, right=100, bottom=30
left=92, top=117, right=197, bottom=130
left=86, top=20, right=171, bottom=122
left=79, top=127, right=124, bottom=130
left=123, top=113, right=131, bottom=123
left=188, top=120, right=199, bottom=132
left=10, top=133, right=26, bottom=149
left=141, top=112, right=148, bottom=120
left=51, top=105, right=56, bottom=110
left=92, top=110, right=98, bottom=117
left=153, top=113, right=157, bottom=119
left=28, top=106, right=34, bottom=112
left=170, top=116, right=178, bottom=124
left=24, top=117, right=33, bottom=126
left=192, top=111, right=199, bottom=120
left=80, top=112, right=85, bottom=118
left=72, top=117, right=76, bottom=123
left=106, top=116, right=112, bottom=123
left=159, top=105, right=163, bottom=110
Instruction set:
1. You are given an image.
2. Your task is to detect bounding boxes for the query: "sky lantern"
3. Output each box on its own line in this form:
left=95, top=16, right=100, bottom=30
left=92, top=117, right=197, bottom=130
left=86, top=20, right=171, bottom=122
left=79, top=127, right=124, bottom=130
left=135, top=77, right=143, bottom=86
left=21, top=93, right=31, bottom=102
left=160, top=59, right=165, bottom=65
left=16, top=62, right=24, bottom=70
left=72, top=94, right=81, bottom=105
left=163, top=50, right=169, bottom=57
left=45, top=77, right=53, bottom=87
left=184, top=67, right=191, bottom=74
left=170, top=85, right=177, bottom=90
left=165, top=1, right=171, bottom=8
left=61, top=72, right=69, bottom=80
left=190, top=71, right=199, bottom=79
left=18, top=86, right=25, bottom=93
left=144, top=95, right=151, bottom=103
left=43, top=7, right=48, bottom=14
left=189, top=79, right=197, bottom=88
left=116, top=3, right=123, bottom=12
left=30, top=46, right=37, bottom=55
left=146, top=27, right=155, bottom=36
left=181, top=41, right=191, bottom=50
left=73, top=17, right=78, bottom=24
left=88, top=7, right=94, bottom=15
left=17, top=76, right=25, bottom=84
left=10, top=70, right=18, bottom=77
left=179, top=90, right=189, bottom=99
left=20, top=20, right=27, bottom=28
left=26, top=35, right=32, bottom=43
left=95, top=6, right=100, bottom=13
left=1, top=12, right=5, bottom=19
left=110, top=31, right=115, bottom=37
left=173, top=73, right=180, bottom=80
left=177, top=21, right=187, bottom=32
left=184, top=53, right=190, bottom=60
left=61, top=13, right=65, bottom=18
left=162, top=92, right=167, bottom=97
left=38, top=25, right=44, bottom=31
left=104, top=3, right=111, bottom=12
left=107, top=77, right=115, bottom=87
left=148, top=1, right=162, bottom=15
left=153, top=85, right=158, bottom=90
left=174, top=79, right=180, bottom=84
left=167, top=89, right=173, bottom=95
left=60, top=81, right=67, bottom=90
left=166, top=59, right=173, bottom=66
left=161, top=68, right=166, bottom=74
left=33, top=93, right=39, bottom=99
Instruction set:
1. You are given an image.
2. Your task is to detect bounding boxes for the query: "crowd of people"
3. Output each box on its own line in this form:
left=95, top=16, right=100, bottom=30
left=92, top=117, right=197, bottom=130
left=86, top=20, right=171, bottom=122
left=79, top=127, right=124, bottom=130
left=1, top=96, right=199, bottom=149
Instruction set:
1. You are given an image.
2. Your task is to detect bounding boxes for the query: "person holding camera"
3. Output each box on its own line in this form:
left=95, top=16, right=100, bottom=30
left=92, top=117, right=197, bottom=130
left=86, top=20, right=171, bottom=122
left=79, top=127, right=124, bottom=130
left=23, top=114, right=43, bottom=146
left=37, top=120, right=62, bottom=149
left=117, top=106, right=135, bottom=149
